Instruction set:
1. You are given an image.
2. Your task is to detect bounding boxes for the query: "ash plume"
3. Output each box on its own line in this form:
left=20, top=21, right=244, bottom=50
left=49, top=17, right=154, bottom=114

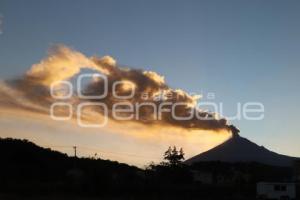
left=3, top=45, right=237, bottom=133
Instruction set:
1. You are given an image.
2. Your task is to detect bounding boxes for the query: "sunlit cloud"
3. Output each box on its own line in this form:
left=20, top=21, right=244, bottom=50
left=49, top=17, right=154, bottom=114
left=22, top=45, right=233, bottom=132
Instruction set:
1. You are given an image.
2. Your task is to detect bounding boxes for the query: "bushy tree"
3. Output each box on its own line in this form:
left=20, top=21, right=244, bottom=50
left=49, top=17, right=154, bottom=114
left=162, top=146, right=185, bottom=166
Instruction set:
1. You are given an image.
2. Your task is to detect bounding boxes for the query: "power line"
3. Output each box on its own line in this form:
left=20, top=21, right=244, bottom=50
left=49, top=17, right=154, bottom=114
left=42, top=144, right=161, bottom=160
left=80, top=145, right=160, bottom=160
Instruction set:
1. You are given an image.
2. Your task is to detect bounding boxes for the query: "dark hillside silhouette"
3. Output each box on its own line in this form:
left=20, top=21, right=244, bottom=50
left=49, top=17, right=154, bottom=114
left=0, top=137, right=295, bottom=199
left=0, top=138, right=142, bottom=197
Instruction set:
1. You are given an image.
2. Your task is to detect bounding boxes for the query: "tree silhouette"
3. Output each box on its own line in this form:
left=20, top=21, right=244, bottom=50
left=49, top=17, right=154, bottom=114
left=163, top=146, right=185, bottom=166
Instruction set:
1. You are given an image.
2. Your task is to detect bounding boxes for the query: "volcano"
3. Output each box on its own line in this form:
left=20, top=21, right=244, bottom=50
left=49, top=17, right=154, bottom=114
left=185, top=128, right=298, bottom=167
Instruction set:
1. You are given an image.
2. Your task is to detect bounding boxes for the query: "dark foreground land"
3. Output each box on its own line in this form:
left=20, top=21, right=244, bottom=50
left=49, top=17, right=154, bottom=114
left=0, top=138, right=295, bottom=199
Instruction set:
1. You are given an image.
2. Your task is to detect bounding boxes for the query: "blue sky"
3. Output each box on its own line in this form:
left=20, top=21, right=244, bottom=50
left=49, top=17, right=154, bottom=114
left=0, top=0, right=300, bottom=156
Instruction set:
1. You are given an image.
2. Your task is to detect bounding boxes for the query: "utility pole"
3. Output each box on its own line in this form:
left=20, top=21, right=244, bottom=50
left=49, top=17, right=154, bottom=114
left=73, top=146, right=77, bottom=168
left=73, top=146, right=77, bottom=158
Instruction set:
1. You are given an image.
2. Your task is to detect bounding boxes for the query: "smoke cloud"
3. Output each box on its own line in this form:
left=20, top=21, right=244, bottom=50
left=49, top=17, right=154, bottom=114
left=3, top=45, right=236, bottom=134
left=26, top=45, right=114, bottom=86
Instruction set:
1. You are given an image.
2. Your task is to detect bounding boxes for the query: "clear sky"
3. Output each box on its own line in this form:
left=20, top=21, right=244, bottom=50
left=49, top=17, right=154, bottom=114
left=0, top=0, right=300, bottom=157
